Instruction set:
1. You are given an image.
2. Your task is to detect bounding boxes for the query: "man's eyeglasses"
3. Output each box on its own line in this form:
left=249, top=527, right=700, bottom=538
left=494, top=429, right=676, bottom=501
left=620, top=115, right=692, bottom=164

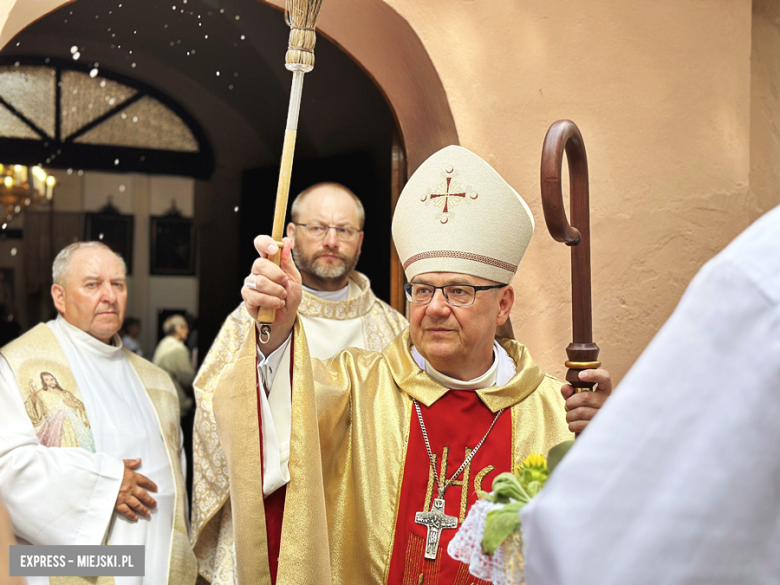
left=404, top=282, right=506, bottom=307
left=294, top=223, right=362, bottom=242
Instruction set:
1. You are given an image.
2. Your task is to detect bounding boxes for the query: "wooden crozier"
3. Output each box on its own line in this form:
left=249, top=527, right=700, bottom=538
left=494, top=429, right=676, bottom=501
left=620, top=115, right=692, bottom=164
left=540, top=120, right=601, bottom=391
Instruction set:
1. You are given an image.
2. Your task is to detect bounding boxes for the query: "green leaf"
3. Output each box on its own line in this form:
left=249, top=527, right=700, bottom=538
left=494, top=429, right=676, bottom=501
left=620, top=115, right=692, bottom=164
left=525, top=480, right=541, bottom=498
left=490, top=472, right=526, bottom=503
left=481, top=502, right=524, bottom=555
left=547, top=440, right=575, bottom=474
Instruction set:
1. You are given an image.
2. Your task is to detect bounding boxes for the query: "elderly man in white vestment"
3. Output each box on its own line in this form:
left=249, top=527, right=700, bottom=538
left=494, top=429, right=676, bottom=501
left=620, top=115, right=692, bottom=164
left=191, top=182, right=407, bottom=583
left=0, top=242, right=197, bottom=585
left=521, top=204, right=780, bottom=585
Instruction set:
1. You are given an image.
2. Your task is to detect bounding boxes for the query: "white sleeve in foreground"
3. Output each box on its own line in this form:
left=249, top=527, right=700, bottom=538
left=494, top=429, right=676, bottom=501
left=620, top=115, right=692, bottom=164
left=520, top=207, right=780, bottom=585
left=255, top=335, right=293, bottom=497
left=0, top=356, right=125, bottom=545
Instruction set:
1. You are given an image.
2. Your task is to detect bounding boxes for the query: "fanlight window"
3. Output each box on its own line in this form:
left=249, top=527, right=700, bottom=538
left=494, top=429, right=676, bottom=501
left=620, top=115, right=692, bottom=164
left=0, top=58, right=213, bottom=179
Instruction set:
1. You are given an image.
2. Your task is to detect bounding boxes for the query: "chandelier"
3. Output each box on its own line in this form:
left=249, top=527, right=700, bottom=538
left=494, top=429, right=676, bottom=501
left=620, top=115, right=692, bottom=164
left=0, top=164, right=56, bottom=227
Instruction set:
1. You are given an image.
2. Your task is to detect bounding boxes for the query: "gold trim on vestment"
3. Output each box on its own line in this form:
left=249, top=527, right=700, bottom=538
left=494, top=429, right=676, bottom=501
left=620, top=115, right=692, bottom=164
left=210, top=322, right=271, bottom=583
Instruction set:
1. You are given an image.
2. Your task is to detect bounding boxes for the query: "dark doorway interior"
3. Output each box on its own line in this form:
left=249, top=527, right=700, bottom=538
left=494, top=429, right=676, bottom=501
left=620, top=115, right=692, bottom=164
left=239, top=150, right=392, bottom=304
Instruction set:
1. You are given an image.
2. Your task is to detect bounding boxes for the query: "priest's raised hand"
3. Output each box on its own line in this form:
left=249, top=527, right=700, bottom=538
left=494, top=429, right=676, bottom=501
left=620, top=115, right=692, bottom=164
left=242, top=235, right=303, bottom=354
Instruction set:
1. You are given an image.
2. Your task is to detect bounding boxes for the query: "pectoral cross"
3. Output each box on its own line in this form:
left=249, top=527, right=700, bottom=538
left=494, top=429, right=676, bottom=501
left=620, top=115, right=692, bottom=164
left=415, top=497, right=458, bottom=560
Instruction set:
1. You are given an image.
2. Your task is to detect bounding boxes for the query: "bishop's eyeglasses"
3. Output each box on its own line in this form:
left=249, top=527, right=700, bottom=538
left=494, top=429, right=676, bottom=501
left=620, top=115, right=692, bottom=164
left=404, top=282, right=506, bottom=307
left=293, top=223, right=362, bottom=242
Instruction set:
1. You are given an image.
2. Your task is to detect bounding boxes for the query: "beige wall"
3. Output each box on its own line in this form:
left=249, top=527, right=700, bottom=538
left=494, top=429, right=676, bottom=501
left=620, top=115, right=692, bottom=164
left=751, top=0, right=780, bottom=222
left=382, top=0, right=776, bottom=382
left=2, top=0, right=779, bottom=382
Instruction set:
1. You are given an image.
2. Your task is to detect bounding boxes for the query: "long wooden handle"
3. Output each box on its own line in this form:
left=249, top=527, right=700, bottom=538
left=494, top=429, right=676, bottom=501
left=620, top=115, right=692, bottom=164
left=257, top=71, right=306, bottom=330
left=540, top=120, right=600, bottom=391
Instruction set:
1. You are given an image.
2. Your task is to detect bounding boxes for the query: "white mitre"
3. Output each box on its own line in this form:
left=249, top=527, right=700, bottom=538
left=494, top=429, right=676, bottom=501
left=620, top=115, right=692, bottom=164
left=392, top=145, right=534, bottom=284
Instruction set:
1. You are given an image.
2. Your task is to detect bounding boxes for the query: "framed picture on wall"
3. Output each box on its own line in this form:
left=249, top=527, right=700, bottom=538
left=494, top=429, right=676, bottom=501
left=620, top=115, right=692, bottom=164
left=85, top=207, right=135, bottom=275
left=150, top=214, right=196, bottom=275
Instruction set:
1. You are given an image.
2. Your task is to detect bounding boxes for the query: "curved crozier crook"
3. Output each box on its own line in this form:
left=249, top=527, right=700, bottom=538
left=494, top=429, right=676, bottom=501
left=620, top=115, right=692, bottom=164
left=540, top=120, right=589, bottom=246
left=540, top=120, right=600, bottom=396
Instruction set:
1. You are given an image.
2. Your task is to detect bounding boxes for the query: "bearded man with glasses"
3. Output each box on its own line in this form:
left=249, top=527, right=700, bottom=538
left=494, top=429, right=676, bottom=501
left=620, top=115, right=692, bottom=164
left=191, top=183, right=406, bottom=584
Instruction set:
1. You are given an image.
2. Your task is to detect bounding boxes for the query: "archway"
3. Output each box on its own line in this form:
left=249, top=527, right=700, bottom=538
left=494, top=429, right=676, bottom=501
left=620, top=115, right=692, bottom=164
left=0, top=0, right=459, bottom=340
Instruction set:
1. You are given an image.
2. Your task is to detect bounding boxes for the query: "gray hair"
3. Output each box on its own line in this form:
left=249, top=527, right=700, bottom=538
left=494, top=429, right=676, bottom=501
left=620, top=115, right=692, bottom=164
left=290, top=182, right=366, bottom=229
left=162, top=314, right=187, bottom=335
left=52, top=241, right=127, bottom=286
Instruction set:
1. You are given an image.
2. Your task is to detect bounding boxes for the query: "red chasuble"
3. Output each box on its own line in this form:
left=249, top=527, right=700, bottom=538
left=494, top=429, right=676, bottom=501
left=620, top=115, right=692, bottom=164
left=387, top=389, right=513, bottom=585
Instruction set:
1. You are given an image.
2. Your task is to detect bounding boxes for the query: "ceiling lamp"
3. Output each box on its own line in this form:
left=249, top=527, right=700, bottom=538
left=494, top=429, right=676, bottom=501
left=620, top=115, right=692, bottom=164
left=0, top=164, right=56, bottom=227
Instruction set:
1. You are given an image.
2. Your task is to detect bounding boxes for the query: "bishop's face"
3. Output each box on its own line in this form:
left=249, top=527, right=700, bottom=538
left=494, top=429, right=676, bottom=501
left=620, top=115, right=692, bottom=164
left=408, top=272, right=514, bottom=382
left=51, top=247, right=128, bottom=344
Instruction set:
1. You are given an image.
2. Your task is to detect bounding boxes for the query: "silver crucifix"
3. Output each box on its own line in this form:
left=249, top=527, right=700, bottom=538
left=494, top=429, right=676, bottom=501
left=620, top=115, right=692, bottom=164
left=414, top=497, right=458, bottom=560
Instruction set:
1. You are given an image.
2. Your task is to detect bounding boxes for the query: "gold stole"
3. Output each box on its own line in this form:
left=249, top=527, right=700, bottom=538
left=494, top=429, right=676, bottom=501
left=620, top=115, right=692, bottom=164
left=0, top=324, right=198, bottom=585
left=212, top=319, right=331, bottom=584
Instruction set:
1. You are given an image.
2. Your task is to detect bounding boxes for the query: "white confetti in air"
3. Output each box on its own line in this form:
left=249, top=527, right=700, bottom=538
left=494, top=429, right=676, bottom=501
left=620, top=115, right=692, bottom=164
left=131, top=63, right=137, bottom=68
left=89, top=68, right=99, bottom=77
left=216, top=71, right=220, bottom=76
left=241, top=35, right=246, bottom=40
left=114, top=159, right=120, bottom=165
left=133, top=116, right=138, bottom=123
left=70, top=45, right=78, bottom=53
left=72, top=52, right=80, bottom=60
left=119, top=185, right=126, bottom=192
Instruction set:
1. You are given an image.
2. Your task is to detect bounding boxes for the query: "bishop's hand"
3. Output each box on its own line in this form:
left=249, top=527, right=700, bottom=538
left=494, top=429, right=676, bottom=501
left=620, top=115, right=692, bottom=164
left=242, top=235, right=302, bottom=354
left=561, top=368, right=612, bottom=435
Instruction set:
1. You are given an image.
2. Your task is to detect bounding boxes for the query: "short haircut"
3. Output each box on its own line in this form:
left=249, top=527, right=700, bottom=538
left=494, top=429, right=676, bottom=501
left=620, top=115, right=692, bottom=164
left=290, top=182, right=366, bottom=229
left=52, top=241, right=127, bottom=286
left=163, top=314, right=187, bottom=335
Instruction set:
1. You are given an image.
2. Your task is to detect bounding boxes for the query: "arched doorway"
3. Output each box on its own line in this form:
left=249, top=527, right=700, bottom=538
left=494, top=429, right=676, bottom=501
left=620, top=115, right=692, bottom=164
left=0, top=0, right=459, bottom=349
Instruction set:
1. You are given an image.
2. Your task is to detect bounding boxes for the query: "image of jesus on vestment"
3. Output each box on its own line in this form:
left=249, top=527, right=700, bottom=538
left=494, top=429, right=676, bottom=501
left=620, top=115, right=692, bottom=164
left=24, top=371, right=95, bottom=452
